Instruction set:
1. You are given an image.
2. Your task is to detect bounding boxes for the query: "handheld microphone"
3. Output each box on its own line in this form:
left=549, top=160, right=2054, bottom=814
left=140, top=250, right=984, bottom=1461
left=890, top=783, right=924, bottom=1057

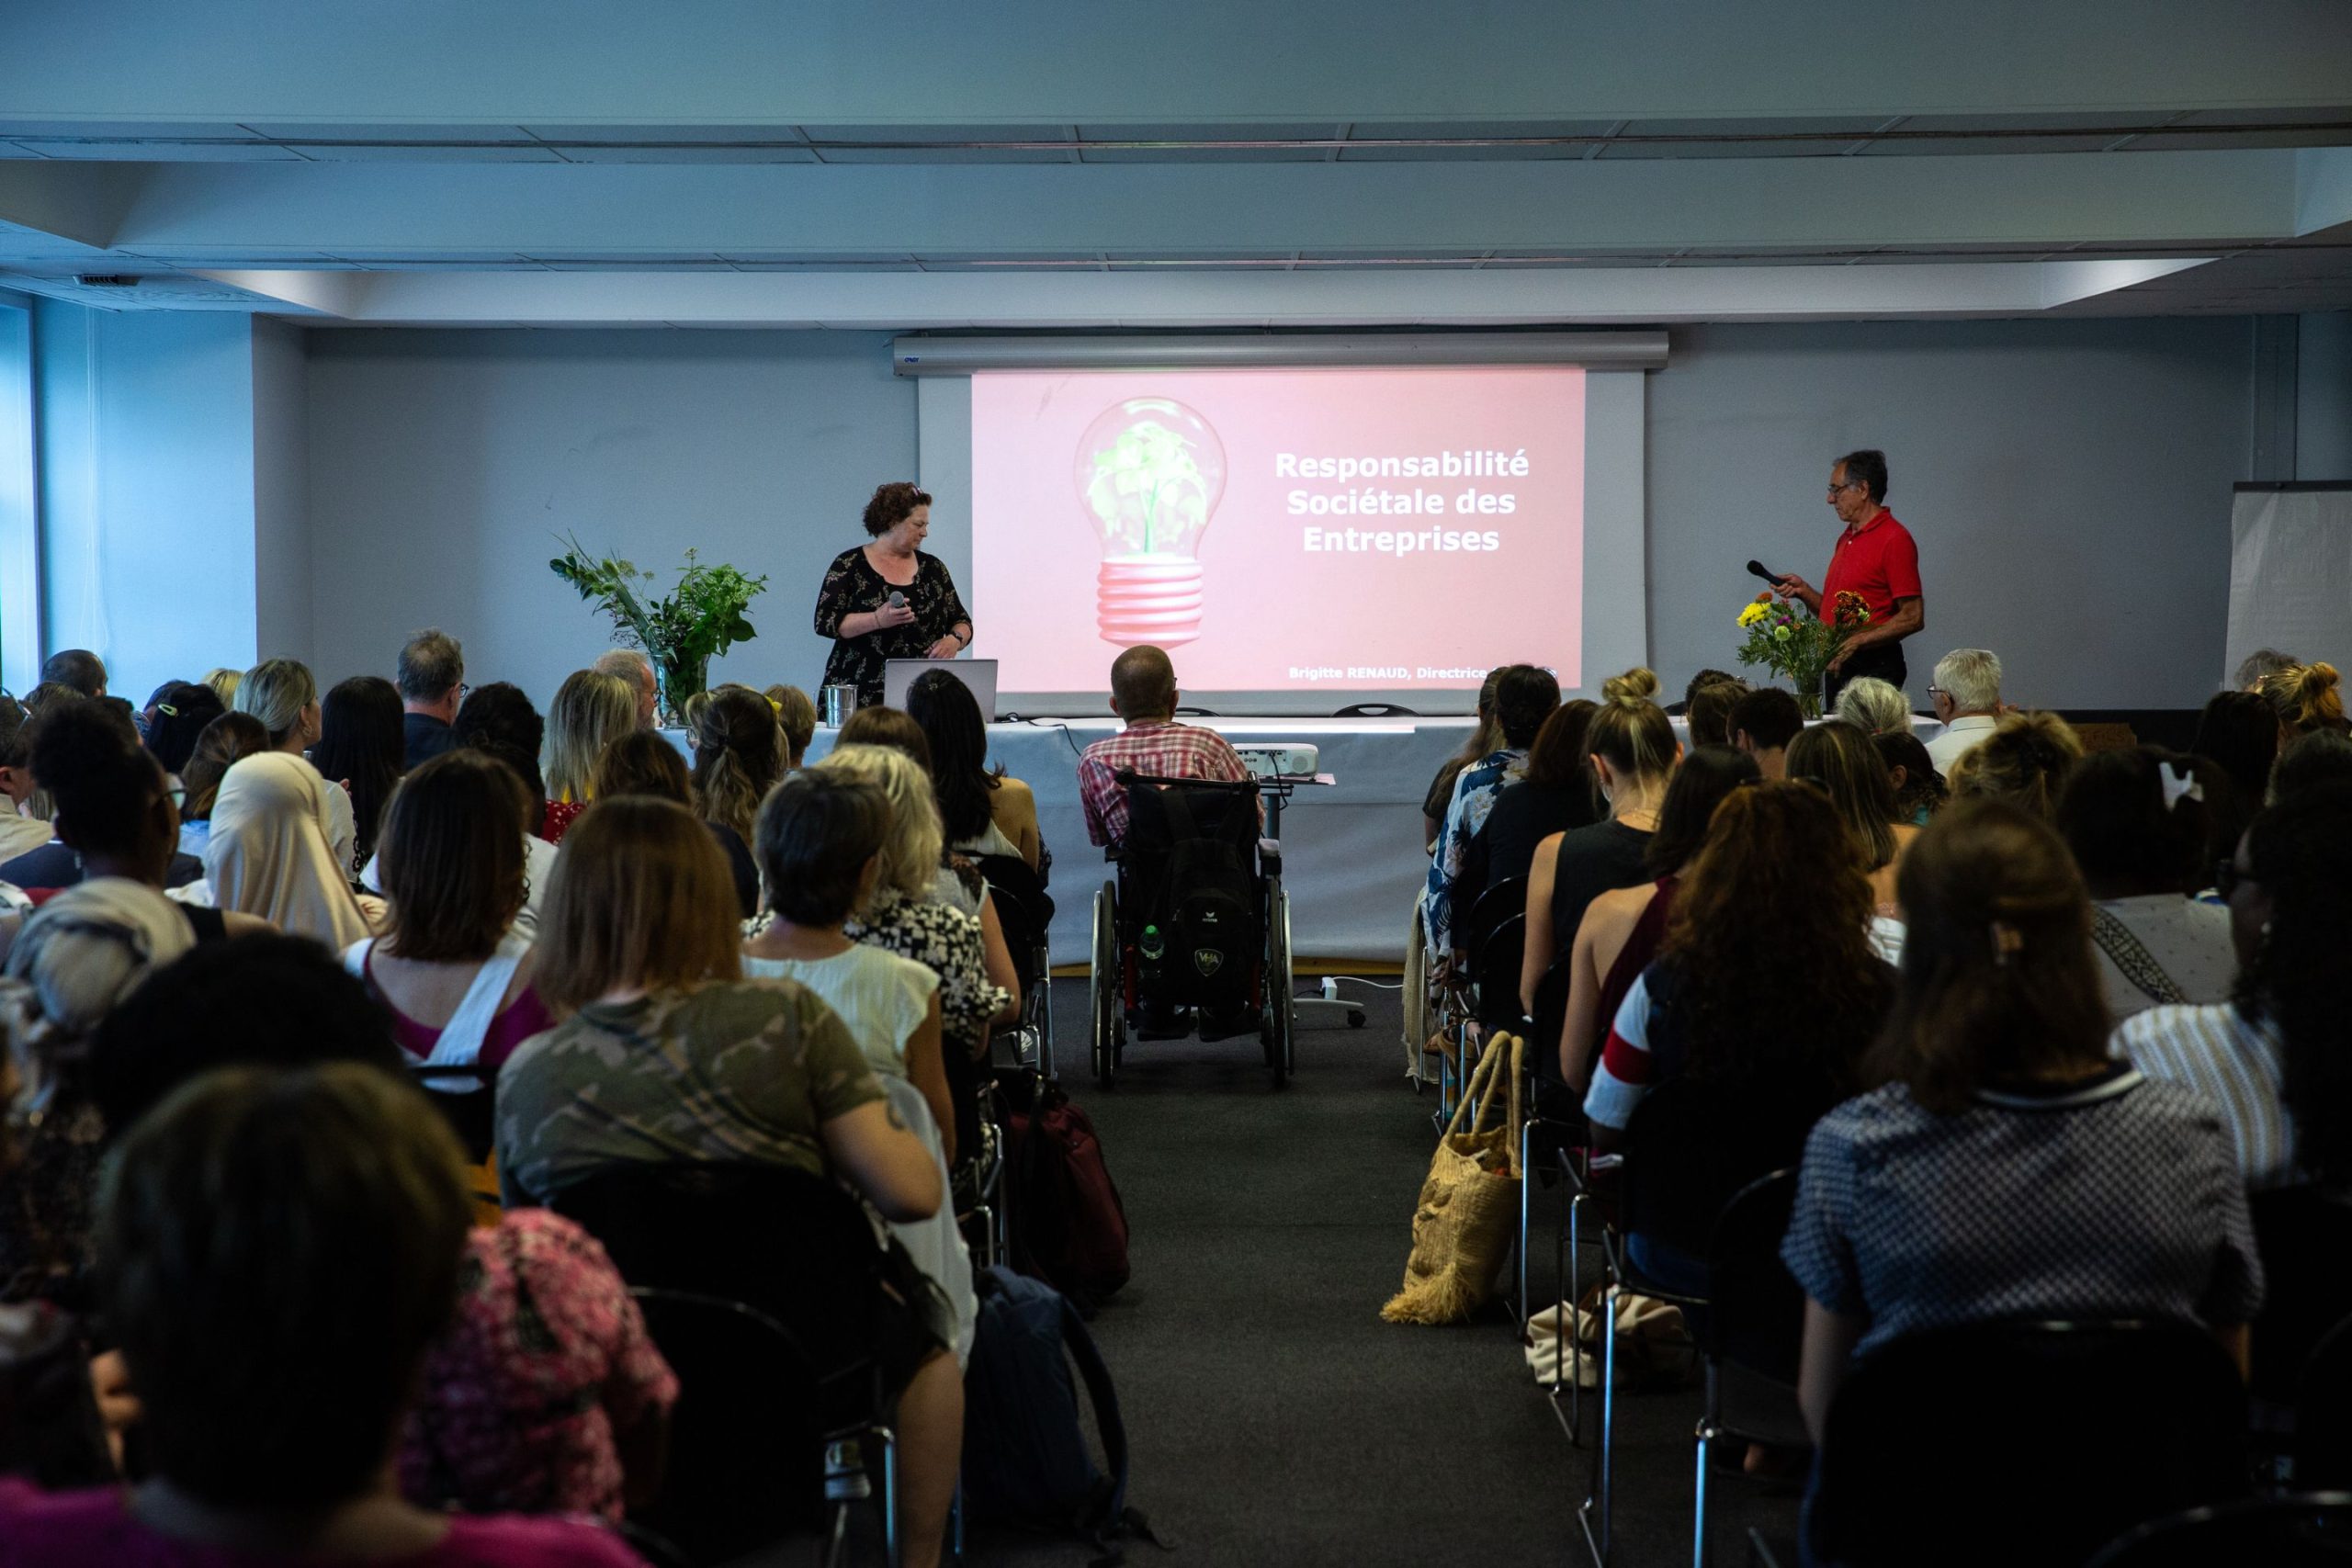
left=1746, top=559, right=1785, bottom=588
left=887, top=591, right=907, bottom=609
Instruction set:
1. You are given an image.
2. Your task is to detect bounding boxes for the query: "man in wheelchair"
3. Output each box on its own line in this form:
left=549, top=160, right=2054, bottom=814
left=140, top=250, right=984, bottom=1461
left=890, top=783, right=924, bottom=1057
left=1077, top=645, right=1275, bottom=1049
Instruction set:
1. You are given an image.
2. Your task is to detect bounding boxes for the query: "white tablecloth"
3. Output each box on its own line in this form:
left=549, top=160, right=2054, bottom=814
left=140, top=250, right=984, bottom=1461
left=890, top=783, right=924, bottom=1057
left=790, top=712, right=1942, bottom=963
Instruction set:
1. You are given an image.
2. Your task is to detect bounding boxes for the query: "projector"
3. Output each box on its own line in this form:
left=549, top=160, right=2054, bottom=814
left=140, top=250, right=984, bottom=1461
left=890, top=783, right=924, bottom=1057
left=1231, top=743, right=1320, bottom=780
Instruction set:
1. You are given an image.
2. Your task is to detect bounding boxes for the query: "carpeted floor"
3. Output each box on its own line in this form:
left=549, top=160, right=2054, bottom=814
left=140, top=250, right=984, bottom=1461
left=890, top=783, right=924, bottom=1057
left=964, top=976, right=1802, bottom=1568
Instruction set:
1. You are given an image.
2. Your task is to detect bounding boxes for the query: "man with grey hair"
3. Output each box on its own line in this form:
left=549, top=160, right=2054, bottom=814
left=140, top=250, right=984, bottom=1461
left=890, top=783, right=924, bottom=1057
left=1924, top=649, right=2004, bottom=773
left=593, top=648, right=659, bottom=729
left=396, top=628, right=465, bottom=769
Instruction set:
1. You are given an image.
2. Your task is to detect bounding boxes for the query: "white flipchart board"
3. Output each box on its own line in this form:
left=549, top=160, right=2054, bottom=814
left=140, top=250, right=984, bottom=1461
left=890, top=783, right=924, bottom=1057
left=2225, top=484, right=2352, bottom=687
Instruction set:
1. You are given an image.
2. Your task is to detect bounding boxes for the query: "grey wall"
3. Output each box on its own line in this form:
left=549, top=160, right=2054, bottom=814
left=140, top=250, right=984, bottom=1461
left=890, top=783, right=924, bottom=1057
left=252, top=317, right=311, bottom=661
left=303, top=330, right=915, bottom=712
left=300, top=317, right=2259, bottom=717
left=1645, top=318, right=2256, bottom=710
left=2301, top=311, right=2352, bottom=480
left=33, top=300, right=261, bottom=704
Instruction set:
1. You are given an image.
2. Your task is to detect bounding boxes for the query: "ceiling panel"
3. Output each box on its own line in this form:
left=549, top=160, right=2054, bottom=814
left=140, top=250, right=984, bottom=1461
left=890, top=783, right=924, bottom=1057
left=800, top=123, right=1073, bottom=164
left=8, top=138, right=306, bottom=161
left=1076, top=121, right=1340, bottom=163
left=1336, top=118, right=1620, bottom=161
left=1597, top=116, right=1888, bottom=159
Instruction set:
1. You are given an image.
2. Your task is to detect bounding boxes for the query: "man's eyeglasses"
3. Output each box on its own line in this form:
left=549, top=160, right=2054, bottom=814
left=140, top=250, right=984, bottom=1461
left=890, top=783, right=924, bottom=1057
left=1827, top=480, right=1862, bottom=496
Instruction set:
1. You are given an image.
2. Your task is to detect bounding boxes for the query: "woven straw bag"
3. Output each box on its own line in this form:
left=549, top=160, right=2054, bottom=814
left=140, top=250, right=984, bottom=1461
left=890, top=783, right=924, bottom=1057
left=1381, top=1032, right=1523, bottom=1325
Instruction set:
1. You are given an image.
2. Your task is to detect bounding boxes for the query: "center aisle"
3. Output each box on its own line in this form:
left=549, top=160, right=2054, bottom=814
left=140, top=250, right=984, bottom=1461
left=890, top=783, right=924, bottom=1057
left=970, top=977, right=1575, bottom=1568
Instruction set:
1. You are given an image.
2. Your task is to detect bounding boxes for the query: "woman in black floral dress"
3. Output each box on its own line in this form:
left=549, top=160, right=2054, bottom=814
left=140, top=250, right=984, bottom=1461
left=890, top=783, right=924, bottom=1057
left=814, top=482, right=975, bottom=710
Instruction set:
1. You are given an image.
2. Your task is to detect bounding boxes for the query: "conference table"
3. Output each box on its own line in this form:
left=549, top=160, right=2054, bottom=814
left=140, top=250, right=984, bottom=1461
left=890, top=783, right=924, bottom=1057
left=796, top=712, right=1945, bottom=964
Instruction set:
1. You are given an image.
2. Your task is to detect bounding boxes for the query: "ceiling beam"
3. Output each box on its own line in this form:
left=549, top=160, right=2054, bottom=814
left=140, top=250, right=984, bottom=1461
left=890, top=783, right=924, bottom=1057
left=89, top=150, right=2301, bottom=264
left=6, top=1, right=2349, bottom=127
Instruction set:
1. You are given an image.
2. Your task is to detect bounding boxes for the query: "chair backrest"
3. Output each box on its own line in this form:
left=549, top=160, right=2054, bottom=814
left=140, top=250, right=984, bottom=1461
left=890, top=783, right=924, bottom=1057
left=2086, top=1493, right=2352, bottom=1568
left=627, top=1287, right=828, bottom=1562
left=1472, top=912, right=1528, bottom=1031
left=1808, top=1318, right=2251, bottom=1568
left=1458, top=875, right=1527, bottom=967
left=2299, top=1314, right=2352, bottom=1491
left=1526, top=953, right=1575, bottom=1087
left=1619, top=1077, right=1808, bottom=1270
left=548, top=1161, right=885, bottom=1394
left=2250, top=1185, right=2352, bottom=1402
left=974, top=850, right=1054, bottom=977
left=1698, top=1169, right=1803, bottom=1385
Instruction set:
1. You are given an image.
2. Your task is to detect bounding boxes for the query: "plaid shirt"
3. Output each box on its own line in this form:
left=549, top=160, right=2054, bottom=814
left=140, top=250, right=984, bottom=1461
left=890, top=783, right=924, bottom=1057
left=1077, top=720, right=1252, bottom=847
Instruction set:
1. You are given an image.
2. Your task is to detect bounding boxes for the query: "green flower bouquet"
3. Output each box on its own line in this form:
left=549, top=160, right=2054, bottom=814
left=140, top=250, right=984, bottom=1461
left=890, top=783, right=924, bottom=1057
left=549, top=535, right=769, bottom=724
left=1734, top=590, right=1870, bottom=718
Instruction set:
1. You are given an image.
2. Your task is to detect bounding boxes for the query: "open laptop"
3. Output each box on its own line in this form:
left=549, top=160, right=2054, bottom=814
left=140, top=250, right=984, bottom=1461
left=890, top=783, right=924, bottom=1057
left=883, top=658, right=999, bottom=720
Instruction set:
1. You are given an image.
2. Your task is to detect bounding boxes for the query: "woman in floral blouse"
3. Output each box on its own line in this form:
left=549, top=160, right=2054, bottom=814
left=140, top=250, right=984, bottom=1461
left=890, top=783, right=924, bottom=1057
left=813, top=482, right=974, bottom=711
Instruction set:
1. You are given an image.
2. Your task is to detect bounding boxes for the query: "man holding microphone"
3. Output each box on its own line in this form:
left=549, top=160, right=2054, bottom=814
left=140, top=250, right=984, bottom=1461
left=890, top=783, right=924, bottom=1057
left=1772, top=447, right=1925, bottom=706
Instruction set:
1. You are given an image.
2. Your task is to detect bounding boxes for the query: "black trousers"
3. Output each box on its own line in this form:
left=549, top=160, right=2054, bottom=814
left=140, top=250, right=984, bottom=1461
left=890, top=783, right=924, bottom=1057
left=1824, top=640, right=1908, bottom=709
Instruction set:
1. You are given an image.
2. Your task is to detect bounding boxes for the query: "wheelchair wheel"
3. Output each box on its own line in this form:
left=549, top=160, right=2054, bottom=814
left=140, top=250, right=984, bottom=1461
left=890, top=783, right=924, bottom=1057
left=1090, top=880, right=1120, bottom=1088
left=1262, top=877, right=1294, bottom=1087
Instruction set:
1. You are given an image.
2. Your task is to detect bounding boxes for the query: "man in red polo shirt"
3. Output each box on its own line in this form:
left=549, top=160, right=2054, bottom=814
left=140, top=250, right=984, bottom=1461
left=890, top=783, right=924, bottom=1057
left=1772, top=447, right=1925, bottom=706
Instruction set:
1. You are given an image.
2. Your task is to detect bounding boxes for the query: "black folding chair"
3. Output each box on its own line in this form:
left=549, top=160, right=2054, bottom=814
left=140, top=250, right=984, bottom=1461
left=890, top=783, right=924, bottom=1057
left=2301, top=1313, right=2352, bottom=1491
left=626, top=1287, right=835, bottom=1566
left=2251, top=1185, right=2352, bottom=1404
left=548, top=1163, right=908, bottom=1566
left=1805, top=1319, right=2250, bottom=1568
left=974, top=850, right=1054, bottom=1077
left=1691, top=1170, right=1807, bottom=1566
left=2087, top=1493, right=2352, bottom=1567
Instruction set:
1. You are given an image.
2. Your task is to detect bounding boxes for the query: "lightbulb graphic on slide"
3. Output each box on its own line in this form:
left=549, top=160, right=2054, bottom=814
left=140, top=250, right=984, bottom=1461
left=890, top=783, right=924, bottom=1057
left=1076, top=396, right=1227, bottom=647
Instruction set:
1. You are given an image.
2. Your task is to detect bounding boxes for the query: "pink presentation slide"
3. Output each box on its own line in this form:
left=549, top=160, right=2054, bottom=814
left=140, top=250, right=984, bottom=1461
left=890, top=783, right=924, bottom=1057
left=969, top=367, right=1585, bottom=694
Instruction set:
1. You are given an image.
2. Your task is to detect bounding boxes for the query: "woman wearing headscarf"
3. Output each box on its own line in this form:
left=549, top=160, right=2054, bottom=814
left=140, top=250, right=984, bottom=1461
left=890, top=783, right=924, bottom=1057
left=192, top=753, right=379, bottom=951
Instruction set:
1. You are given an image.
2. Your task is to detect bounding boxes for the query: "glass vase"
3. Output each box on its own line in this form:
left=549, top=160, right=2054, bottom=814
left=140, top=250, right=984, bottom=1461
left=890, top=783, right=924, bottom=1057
left=656, top=652, right=709, bottom=728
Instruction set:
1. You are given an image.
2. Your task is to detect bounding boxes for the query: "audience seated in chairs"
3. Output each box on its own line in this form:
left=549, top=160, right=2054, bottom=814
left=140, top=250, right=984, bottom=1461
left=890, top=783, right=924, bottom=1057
left=907, top=665, right=1044, bottom=870
left=0, top=1063, right=646, bottom=1565
left=496, top=795, right=959, bottom=1568
left=539, top=669, right=638, bottom=844
left=139, top=680, right=225, bottom=804
left=233, top=658, right=358, bottom=878
left=1784, top=798, right=2264, bottom=1447
left=1873, top=729, right=1947, bottom=828
left=765, top=682, right=818, bottom=769
left=89, top=931, right=671, bottom=1526
left=811, top=742, right=1012, bottom=1160
left=1832, top=674, right=1912, bottom=737
left=2115, top=783, right=2352, bottom=1191
left=593, top=727, right=759, bottom=918
left=1787, top=719, right=1917, bottom=915
left=310, top=674, right=405, bottom=875
left=1585, top=781, right=1893, bottom=1292
left=1470, top=698, right=1599, bottom=900
left=1521, top=669, right=1678, bottom=995
left=5, top=701, right=212, bottom=898
left=1682, top=676, right=1747, bottom=749
left=1923, top=647, right=2005, bottom=774
left=1421, top=662, right=1559, bottom=964
left=688, top=682, right=785, bottom=870
left=2258, top=660, right=2349, bottom=744
left=593, top=648, right=661, bottom=731
left=1552, top=745, right=1758, bottom=1087
left=346, top=750, right=551, bottom=1122
left=1075, top=644, right=1253, bottom=852
left=2055, top=748, right=2236, bottom=1021
left=1725, top=685, right=1804, bottom=779
left=395, top=627, right=466, bottom=770
left=745, top=770, right=976, bottom=1357
left=1421, top=666, right=1506, bottom=850
left=1946, top=706, right=2081, bottom=821
left=189, top=753, right=379, bottom=949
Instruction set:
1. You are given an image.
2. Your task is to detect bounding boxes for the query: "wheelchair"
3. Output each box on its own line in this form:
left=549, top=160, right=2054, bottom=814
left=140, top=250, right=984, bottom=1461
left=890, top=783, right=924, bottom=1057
left=1088, top=771, right=1295, bottom=1089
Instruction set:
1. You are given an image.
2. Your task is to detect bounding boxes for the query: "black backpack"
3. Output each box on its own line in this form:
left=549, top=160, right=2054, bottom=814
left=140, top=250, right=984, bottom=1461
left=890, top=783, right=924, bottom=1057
left=1122, top=774, right=1260, bottom=1014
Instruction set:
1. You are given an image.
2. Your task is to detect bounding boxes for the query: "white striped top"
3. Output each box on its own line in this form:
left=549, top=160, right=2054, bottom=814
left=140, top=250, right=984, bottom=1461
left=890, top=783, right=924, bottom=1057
left=2112, top=1002, right=2295, bottom=1190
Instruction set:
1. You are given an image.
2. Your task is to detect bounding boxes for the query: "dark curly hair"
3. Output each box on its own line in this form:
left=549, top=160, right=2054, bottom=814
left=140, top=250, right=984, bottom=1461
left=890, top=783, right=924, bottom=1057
left=863, top=481, right=933, bottom=537
left=2236, top=784, right=2352, bottom=1185
left=30, top=698, right=161, bottom=861
left=1660, top=780, right=1887, bottom=1091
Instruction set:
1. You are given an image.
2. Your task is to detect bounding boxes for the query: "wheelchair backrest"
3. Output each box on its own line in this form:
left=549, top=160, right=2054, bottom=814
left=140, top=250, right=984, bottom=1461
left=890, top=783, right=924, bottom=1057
left=1116, top=773, right=1262, bottom=1009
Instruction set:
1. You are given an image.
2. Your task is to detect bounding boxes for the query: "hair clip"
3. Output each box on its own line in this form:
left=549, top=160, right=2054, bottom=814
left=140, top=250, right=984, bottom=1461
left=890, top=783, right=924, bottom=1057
left=2159, top=761, right=2204, bottom=812
left=154, top=702, right=179, bottom=718
left=1989, top=920, right=2024, bottom=965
